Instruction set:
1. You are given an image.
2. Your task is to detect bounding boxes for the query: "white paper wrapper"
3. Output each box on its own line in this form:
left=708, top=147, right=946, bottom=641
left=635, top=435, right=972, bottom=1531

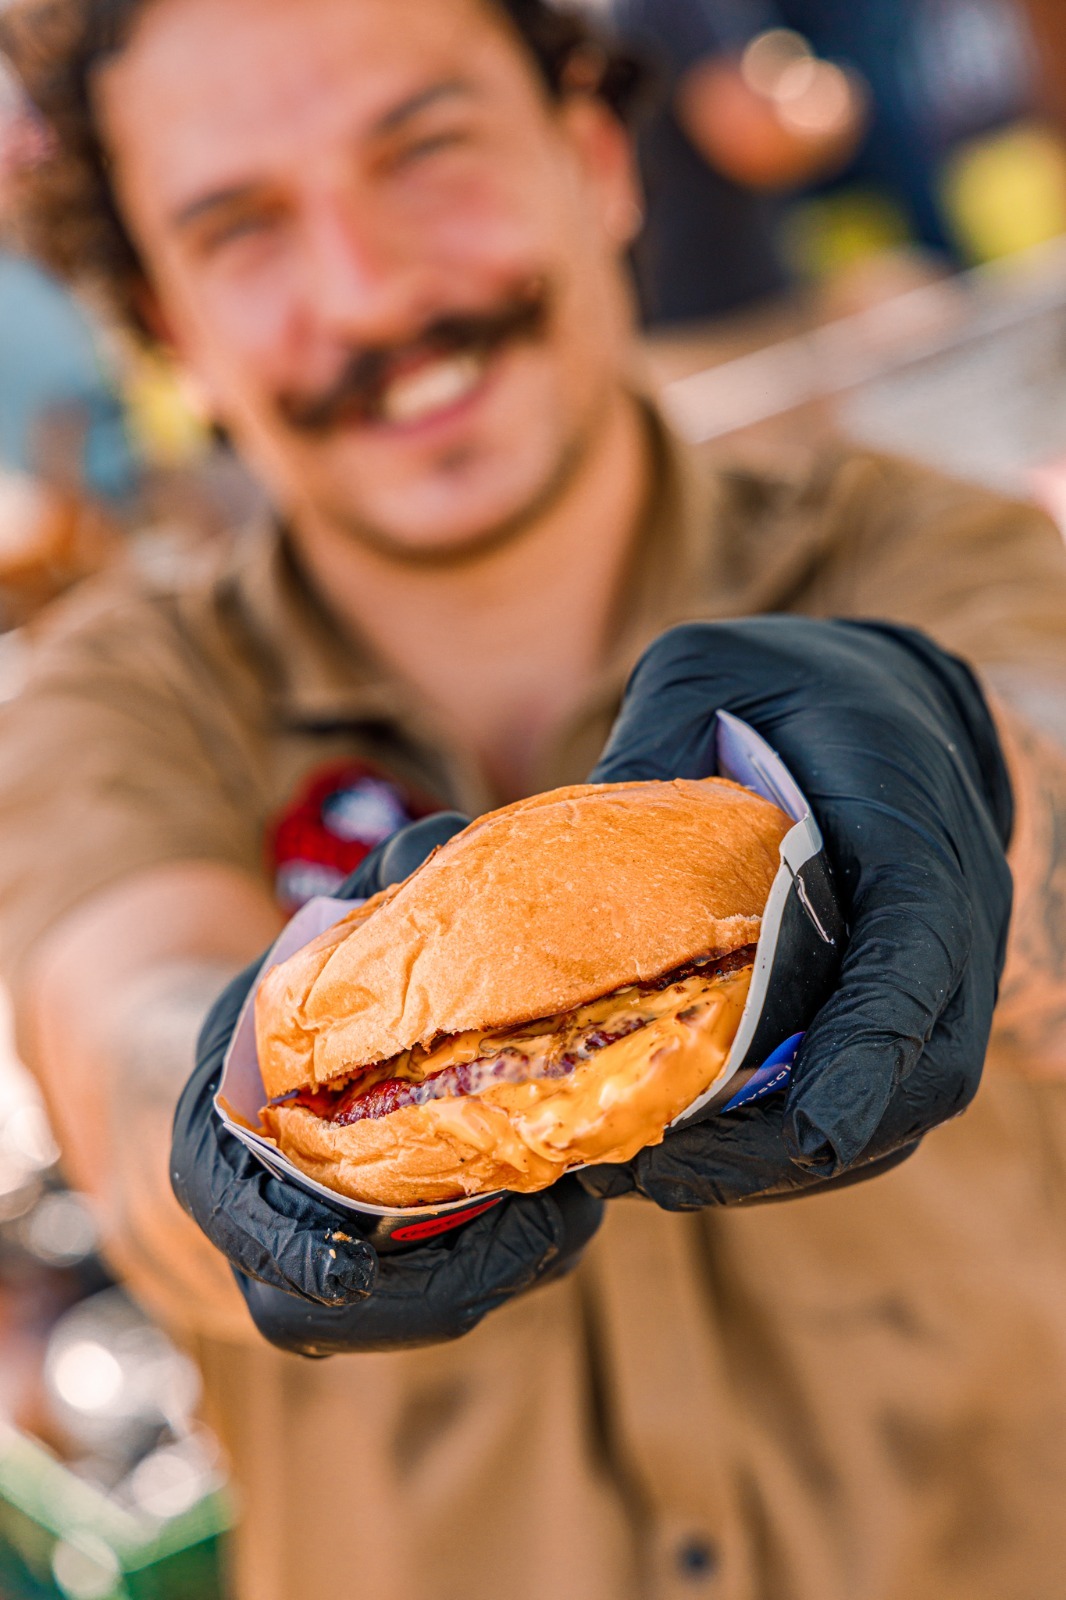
left=216, top=714, right=845, bottom=1249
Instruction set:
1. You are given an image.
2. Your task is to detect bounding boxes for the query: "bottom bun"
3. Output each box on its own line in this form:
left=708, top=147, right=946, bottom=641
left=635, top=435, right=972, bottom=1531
left=263, top=964, right=752, bottom=1208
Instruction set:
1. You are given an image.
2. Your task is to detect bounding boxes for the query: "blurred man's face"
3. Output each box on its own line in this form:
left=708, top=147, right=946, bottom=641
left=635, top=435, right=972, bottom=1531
left=97, top=0, right=641, bottom=559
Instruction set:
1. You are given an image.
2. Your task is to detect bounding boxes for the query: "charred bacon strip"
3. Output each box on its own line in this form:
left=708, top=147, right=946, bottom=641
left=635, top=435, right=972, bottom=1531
left=644, top=945, right=755, bottom=990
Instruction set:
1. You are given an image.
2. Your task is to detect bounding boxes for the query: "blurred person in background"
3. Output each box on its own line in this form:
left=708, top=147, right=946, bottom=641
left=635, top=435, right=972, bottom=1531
left=0, top=2, right=1065, bottom=1599
left=609, top=0, right=1045, bottom=326
left=606, top=0, right=866, bottom=324
left=0, top=245, right=139, bottom=505
left=0, top=57, right=139, bottom=620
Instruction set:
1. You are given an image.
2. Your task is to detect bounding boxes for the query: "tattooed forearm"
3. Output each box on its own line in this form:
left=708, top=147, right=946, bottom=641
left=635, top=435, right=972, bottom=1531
left=100, top=960, right=244, bottom=1310
left=989, top=705, right=1066, bottom=1077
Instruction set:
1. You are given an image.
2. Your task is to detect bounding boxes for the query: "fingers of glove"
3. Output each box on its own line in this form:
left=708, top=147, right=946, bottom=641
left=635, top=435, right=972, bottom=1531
left=242, top=1198, right=554, bottom=1354
left=590, top=623, right=733, bottom=784
left=371, top=1189, right=580, bottom=1341
left=630, top=1096, right=800, bottom=1208
left=170, top=956, right=263, bottom=1225
left=729, top=1140, right=922, bottom=1206
left=617, top=949, right=988, bottom=1208
left=718, top=977, right=984, bottom=1208
left=841, top=971, right=990, bottom=1157
left=626, top=1091, right=924, bottom=1209
left=203, top=1145, right=377, bottom=1305
left=782, top=871, right=973, bottom=1175
left=335, top=812, right=470, bottom=900
left=537, top=1176, right=604, bottom=1276
left=176, top=1083, right=375, bottom=1303
left=576, top=1162, right=638, bottom=1200
left=172, top=976, right=377, bottom=1305
left=240, top=1185, right=603, bottom=1355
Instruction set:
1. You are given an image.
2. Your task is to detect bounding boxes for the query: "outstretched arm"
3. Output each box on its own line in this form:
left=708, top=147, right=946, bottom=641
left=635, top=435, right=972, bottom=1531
left=21, top=860, right=283, bottom=1338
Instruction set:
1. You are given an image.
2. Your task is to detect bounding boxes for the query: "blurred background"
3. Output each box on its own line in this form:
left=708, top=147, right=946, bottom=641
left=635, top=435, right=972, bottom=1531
left=3, top=0, right=1066, bottom=1593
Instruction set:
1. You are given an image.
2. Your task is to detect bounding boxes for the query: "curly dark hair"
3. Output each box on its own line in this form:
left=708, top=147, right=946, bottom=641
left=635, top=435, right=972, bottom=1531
left=0, top=0, right=644, bottom=336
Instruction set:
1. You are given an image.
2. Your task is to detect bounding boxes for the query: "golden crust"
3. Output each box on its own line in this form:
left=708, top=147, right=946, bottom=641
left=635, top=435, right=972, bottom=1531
left=261, top=964, right=752, bottom=1206
left=256, top=777, right=788, bottom=1097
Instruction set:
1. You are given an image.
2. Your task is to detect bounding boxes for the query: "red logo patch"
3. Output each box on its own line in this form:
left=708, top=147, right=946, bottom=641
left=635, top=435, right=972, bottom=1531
left=269, top=761, right=440, bottom=912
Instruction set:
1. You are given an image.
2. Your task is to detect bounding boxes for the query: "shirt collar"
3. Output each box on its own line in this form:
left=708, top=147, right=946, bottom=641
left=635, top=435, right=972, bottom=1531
left=223, top=520, right=412, bottom=727
left=221, top=515, right=496, bottom=813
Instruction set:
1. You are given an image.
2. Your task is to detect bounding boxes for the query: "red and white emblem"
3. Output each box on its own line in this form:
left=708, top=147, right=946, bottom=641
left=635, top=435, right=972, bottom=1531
left=269, top=761, right=439, bottom=913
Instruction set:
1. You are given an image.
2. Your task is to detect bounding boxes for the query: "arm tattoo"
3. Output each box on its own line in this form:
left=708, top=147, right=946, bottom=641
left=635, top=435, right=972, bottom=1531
left=103, top=962, right=239, bottom=1262
left=991, top=707, right=1066, bottom=1078
left=108, top=961, right=237, bottom=1111
left=77, top=961, right=251, bottom=1329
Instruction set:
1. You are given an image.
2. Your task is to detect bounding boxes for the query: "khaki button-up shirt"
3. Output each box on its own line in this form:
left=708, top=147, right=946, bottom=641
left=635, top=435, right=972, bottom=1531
left=3, top=415, right=1066, bottom=1600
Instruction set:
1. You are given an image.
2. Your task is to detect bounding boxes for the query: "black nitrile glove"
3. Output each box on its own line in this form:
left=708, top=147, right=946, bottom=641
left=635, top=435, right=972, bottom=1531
left=171, top=813, right=604, bottom=1355
left=577, top=617, right=1013, bottom=1210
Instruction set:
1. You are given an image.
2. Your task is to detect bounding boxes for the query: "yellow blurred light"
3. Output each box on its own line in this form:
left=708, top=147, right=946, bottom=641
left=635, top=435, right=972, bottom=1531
left=123, top=348, right=212, bottom=467
left=784, top=188, right=912, bottom=279
left=941, top=122, right=1066, bottom=264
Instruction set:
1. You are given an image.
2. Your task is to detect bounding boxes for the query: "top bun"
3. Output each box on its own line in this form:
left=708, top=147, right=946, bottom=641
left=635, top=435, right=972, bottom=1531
left=256, top=777, right=791, bottom=1098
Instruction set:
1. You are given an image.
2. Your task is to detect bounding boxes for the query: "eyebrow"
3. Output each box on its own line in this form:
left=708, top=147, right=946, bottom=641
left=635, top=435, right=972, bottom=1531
left=169, top=78, right=477, bottom=234
left=375, top=77, right=475, bottom=135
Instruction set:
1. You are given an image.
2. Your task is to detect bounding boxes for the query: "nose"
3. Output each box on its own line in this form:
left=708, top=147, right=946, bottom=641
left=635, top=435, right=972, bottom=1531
left=301, top=184, right=435, bottom=346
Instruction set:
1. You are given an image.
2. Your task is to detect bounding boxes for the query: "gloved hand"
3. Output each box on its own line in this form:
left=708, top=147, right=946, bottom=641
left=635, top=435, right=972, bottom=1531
left=171, top=813, right=604, bottom=1355
left=578, top=617, right=1013, bottom=1209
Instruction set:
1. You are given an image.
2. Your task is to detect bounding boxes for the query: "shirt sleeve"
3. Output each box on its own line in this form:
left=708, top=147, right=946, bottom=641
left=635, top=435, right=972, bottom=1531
left=781, top=449, right=1066, bottom=730
left=0, top=582, right=262, bottom=1004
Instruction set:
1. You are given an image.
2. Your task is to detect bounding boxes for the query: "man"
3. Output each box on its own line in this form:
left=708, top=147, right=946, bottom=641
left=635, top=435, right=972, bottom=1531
left=0, top=1, right=1065, bottom=1597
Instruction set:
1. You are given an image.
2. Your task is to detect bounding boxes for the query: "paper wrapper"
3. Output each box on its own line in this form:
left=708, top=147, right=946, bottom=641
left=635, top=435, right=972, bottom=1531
left=216, top=714, right=846, bottom=1251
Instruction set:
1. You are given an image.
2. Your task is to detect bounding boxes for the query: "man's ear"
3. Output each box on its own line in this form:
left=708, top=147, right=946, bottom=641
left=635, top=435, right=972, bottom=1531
left=558, top=95, right=644, bottom=249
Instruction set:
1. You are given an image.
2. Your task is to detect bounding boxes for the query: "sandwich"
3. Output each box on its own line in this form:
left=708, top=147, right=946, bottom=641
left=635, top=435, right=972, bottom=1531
left=255, top=778, right=790, bottom=1208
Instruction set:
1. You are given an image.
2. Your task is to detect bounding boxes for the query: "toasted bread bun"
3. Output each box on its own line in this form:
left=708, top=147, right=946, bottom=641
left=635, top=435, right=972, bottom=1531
left=255, top=777, right=790, bottom=1206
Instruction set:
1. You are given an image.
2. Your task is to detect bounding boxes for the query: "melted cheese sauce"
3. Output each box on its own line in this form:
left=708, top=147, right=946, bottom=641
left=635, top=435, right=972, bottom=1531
left=478, top=966, right=753, bottom=1167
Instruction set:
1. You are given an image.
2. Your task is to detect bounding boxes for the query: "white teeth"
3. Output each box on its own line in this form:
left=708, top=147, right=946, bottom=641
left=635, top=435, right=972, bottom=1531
left=380, top=352, right=485, bottom=425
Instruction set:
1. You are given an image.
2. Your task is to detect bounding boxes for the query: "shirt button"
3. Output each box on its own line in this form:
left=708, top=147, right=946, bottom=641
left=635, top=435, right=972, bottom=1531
left=677, top=1536, right=718, bottom=1580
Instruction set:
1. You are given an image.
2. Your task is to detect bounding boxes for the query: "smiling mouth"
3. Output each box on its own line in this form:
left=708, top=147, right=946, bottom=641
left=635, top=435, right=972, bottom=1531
left=377, top=348, right=489, bottom=429
left=277, top=279, right=550, bottom=437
